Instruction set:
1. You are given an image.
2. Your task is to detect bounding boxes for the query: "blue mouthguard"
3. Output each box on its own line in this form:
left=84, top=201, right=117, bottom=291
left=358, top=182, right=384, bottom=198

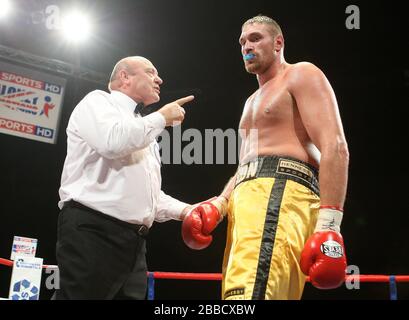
left=244, top=53, right=255, bottom=61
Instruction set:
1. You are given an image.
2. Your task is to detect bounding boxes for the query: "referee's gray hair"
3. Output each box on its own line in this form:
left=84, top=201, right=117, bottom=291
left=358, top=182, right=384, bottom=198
left=108, top=59, right=133, bottom=91
left=108, top=56, right=151, bottom=91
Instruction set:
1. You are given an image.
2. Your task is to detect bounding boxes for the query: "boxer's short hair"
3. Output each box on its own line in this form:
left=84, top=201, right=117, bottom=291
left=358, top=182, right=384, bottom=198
left=242, top=15, right=283, bottom=38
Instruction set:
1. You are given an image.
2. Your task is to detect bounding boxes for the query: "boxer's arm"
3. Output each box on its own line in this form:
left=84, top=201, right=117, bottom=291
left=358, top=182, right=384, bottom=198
left=219, top=175, right=236, bottom=202
left=290, top=62, right=349, bottom=208
left=181, top=176, right=235, bottom=250
left=292, top=63, right=349, bottom=288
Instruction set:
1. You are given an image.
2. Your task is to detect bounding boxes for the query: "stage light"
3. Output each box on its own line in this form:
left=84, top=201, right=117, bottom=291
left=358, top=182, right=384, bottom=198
left=0, top=0, right=11, bottom=19
left=61, top=11, right=92, bottom=43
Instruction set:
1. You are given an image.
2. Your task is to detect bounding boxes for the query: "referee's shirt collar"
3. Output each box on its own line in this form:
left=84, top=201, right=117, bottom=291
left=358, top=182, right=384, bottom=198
left=110, top=90, right=143, bottom=115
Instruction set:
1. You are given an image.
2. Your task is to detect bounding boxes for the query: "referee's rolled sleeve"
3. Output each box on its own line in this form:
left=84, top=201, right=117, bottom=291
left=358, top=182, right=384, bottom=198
left=144, top=111, right=166, bottom=130
left=155, top=191, right=189, bottom=222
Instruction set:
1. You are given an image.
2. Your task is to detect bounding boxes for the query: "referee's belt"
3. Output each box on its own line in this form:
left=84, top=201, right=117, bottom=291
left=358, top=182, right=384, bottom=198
left=235, top=155, right=320, bottom=196
left=65, top=200, right=149, bottom=237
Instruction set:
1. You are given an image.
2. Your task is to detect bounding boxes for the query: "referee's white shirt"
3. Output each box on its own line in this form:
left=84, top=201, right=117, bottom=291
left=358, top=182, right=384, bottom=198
left=58, top=90, right=188, bottom=227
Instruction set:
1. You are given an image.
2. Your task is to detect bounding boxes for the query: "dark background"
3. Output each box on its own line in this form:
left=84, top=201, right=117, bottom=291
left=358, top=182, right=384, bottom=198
left=0, top=0, right=408, bottom=300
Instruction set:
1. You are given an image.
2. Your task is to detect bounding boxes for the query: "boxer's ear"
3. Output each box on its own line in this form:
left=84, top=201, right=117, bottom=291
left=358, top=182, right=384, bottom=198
left=274, top=34, right=284, bottom=52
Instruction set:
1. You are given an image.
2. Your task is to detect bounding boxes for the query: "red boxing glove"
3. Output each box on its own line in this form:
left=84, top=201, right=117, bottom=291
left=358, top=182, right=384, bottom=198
left=300, top=207, right=347, bottom=289
left=300, top=231, right=347, bottom=289
left=182, top=197, right=227, bottom=250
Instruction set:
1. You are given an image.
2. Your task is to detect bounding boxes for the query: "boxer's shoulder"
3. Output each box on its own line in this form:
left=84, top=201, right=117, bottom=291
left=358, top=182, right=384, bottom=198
left=287, top=62, right=327, bottom=91
left=288, top=62, right=323, bottom=78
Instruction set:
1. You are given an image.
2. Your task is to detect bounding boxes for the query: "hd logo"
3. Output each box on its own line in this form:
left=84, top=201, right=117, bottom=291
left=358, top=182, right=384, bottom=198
left=11, top=279, right=39, bottom=300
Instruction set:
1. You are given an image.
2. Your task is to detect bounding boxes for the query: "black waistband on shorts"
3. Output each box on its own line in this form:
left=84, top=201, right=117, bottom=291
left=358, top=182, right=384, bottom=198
left=235, top=155, right=320, bottom=196
left=64, top=200, right=149, bottom=237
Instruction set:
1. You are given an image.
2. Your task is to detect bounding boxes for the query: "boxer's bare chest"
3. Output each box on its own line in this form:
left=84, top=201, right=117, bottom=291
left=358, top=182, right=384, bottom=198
left=239, top=77, right=295, bottom=134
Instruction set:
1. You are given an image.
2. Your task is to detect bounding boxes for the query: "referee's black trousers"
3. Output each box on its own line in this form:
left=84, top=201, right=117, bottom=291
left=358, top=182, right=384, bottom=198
left=54, top=202, right=148, bottom=300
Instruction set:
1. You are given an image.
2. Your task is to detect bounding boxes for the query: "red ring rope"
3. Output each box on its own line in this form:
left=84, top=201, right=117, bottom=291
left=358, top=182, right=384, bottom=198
left=1, top=257, right=408, bottom=282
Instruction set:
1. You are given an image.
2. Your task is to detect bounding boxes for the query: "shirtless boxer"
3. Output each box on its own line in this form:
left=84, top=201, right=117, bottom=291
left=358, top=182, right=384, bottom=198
left=182, top=15, right=349, bottom=300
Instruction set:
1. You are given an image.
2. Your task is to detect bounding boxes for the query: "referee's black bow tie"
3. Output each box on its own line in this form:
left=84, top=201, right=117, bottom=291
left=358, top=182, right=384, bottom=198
left=134, top=103, right=145, bottom=115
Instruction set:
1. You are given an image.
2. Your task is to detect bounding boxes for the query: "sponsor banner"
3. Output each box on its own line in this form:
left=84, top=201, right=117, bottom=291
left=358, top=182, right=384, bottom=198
left=0, top=61, right=66, bottom=144
left=9, top=256, right=43, bottom=300
left=10, top=236, right=38, bottom=260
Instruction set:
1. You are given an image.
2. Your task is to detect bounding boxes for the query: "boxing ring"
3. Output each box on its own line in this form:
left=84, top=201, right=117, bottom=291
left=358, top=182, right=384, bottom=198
left=1, top=257, right=408, bottom=300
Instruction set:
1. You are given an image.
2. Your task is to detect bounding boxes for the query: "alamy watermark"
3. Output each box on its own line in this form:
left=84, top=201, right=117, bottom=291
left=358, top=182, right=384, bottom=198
left=45, top=267, right=60, bottom=290
left=157, top=126, right=259, bottom=165
left=33, top=5, right=362, bottom=31
left=345, top=264, right=360, bottom=290
left=345, top=5, right=360, bottom=30
left=30, top=5, right=62, bottom=30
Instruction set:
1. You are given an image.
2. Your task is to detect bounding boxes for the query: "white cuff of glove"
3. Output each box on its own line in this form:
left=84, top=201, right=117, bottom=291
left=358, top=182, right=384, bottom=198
left=314, top=208, right=343, bottom=233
